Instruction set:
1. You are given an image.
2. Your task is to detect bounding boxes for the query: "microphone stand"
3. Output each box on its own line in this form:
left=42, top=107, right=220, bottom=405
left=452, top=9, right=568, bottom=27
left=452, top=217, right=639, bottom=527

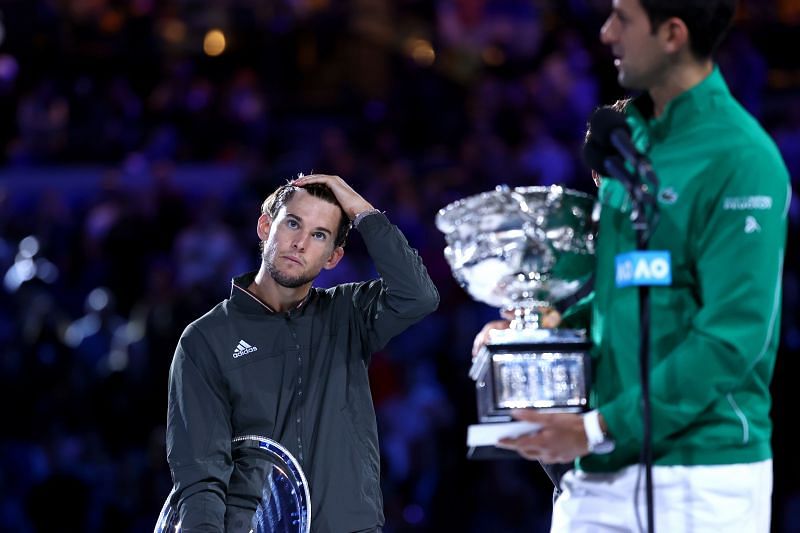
left=603, top=156, right=660, bottom=533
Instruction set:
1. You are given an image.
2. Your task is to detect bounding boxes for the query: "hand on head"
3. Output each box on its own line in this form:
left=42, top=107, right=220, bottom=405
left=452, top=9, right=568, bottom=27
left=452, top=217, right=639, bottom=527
left=292, top=174, right=374, bottom=221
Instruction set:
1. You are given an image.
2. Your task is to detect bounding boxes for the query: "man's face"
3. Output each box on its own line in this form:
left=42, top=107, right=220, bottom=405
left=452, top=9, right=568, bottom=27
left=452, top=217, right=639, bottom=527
left=259, top=189, right=344, bottom=289
left=600, top=0, right=670, bottom=91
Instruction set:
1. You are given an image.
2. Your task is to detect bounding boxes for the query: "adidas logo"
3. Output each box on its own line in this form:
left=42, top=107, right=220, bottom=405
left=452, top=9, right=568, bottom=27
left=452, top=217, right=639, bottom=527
left=232, top=339, right=258, bottom=358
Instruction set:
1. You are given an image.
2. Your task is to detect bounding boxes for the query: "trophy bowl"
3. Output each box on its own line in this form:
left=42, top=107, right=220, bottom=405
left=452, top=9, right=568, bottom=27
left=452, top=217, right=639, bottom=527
left=436, top=184, right=596, bottom=321
left=436, top=185, right=597, bottom=440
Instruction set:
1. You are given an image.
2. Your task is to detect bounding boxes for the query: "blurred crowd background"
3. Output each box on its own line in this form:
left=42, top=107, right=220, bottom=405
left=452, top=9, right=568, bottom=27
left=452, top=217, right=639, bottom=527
left=0, top=1, right=798, bottom=532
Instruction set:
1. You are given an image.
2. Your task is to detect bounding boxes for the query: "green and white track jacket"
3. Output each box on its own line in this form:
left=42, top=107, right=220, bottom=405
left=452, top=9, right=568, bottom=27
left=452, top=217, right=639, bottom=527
left=573, top=67, right=791, bottom=473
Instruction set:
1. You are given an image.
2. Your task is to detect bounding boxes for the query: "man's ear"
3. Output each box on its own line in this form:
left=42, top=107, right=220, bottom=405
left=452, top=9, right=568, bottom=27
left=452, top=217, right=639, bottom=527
left=323, top=246, right=345, bottom=270
left=659, top=16, right=689, bottom=55
left=257, top=213, right=272, bottom=241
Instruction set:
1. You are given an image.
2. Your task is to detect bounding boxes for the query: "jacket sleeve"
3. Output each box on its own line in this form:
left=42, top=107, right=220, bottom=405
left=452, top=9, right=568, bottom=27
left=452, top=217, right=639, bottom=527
left=600, top=146, right=790, bottom=451
left=350, top=212, right=440, bottom=354
left=166, top=325, right=233, bottom=532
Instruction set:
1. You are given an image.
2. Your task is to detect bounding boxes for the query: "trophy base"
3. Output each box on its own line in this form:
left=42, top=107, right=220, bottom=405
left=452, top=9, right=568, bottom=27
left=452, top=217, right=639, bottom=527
left=467, top=445, right=523, bottom=460
left=465, top=420, right=543, bottom=459
left=472, top=328, right=591, bottom=423
left=466, top=421, right=541, bottom=447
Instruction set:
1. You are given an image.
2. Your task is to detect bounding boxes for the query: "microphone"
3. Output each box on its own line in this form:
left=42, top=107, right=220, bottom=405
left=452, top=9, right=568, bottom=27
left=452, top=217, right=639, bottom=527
left=582, top=106, right=660, bottom=229
left=581, top=134, right=608, bottom=175
left=582, top=119, right=636, bottom=188
left=587, top=107, right=656, bottom=180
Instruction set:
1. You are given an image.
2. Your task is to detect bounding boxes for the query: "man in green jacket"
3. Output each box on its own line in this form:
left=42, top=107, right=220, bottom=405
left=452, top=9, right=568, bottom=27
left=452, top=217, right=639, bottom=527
left=475, top=0, right=791, bottom=530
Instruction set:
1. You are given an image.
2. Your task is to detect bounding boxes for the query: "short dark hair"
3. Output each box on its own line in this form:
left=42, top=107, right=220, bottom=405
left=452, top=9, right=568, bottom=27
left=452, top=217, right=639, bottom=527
left=640, top=0, right=736, bottom=59
left=261, top=179, right=350, bottom=247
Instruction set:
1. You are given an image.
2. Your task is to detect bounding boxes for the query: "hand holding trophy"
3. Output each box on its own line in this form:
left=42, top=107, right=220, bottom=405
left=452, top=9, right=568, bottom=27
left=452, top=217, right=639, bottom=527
left=436, top=185, right=597, bottom=458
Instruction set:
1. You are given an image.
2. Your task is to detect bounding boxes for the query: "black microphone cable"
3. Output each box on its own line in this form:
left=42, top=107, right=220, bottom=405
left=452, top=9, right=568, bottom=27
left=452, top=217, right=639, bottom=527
left=583, top=106, right=661, bottom=533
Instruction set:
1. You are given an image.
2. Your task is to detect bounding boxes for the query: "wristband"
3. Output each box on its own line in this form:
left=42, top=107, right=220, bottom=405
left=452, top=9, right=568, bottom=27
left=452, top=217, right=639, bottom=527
left=351, top=208, right=381, bottom=228
left=583, top=409, right=615, bottom=454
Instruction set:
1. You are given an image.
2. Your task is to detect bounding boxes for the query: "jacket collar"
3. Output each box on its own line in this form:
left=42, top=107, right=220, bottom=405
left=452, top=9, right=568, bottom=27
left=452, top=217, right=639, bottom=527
left=628, top=65, right=730, bottom=144
left=229, top=271, right=313, bottom=315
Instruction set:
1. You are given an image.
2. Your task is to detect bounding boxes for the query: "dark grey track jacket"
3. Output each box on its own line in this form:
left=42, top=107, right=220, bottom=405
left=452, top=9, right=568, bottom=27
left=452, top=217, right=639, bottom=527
left=166, top=212, right=439, bottom=532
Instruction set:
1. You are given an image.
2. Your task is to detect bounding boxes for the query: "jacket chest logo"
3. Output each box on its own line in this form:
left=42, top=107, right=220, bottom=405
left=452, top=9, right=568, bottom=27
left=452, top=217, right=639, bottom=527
left=233, top=339, right=258, bottom=358
left=657, top=187, right=679, bottom=205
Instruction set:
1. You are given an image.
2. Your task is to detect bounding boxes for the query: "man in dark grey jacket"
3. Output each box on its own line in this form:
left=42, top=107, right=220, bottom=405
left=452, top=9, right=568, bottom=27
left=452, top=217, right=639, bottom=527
left=165, top=174, right=439, bottom=532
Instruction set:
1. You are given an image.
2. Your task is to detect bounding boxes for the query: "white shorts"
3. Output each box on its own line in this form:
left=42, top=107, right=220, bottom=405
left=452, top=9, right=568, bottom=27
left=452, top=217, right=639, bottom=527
left=551, top=460, right=772, bottom=533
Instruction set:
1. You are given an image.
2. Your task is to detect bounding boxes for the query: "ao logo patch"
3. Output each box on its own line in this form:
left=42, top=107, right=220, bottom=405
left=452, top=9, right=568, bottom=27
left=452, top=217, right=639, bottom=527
left=615, top=251, right=672, bottom=288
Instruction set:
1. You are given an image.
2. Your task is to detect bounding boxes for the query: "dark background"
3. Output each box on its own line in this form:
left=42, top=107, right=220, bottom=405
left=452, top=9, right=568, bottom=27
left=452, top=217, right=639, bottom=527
left=0, top=1, right=798, bottom=531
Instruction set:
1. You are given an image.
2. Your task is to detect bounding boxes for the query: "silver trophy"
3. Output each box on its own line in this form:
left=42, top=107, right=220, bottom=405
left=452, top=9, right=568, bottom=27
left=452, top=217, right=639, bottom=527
left=436, top=185, right=597, bottom=452
left=155, top=436, right=311, bottom=533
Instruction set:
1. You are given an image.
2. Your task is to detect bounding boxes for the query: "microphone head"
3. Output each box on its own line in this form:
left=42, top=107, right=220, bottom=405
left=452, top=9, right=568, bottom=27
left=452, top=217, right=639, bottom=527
left=581, top=138, right=609, bottom=175
left=588, top=106, right=630, bottom=149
